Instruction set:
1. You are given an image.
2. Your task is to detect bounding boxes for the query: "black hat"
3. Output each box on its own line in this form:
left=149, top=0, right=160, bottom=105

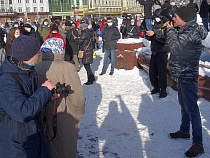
left=175, top=6, right=194, bottom=22
left=65, top=20, right=72, bottom=27
left=51, top=24, right=58, bottom=31
left=24, top=23, right=32, bottom=28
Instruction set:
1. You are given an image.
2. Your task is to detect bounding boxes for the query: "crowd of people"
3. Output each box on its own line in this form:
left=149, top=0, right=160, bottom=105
left=0, top=0, right=209, bottom=157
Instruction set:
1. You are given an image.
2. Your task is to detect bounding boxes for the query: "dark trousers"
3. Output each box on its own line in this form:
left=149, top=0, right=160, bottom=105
left=84, top=64, right=94, bottom=81
left=149, top=52, right=167, bottom=89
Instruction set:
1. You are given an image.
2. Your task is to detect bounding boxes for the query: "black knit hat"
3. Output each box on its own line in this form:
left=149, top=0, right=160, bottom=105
left=12, top=35, right=40, bottom=61
left=175, top=6, right=193, bottom=22
left=65, top=20, right=72, bottom=26
left=24, top=23, right=32, bottom=28
left=51, top=24, right=58, bottom=31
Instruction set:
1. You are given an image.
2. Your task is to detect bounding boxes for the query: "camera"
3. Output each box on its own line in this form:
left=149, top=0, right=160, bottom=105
left=53, top=82, right=73, bottom=97
left=154, top=7, right=174, bottom=23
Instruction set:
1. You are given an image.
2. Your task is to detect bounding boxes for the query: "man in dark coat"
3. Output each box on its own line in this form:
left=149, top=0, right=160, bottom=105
left=76, top=23, right=95, bottom=85
left=146, top=10, right=170, bottom=98
left=136, top=0, right=154, bottom=30
left=166, top=7, right=207, bottom=157
left=24, top=23, right=42, bottom=45
left=126, top=18, right=141, bottom=38
left=0, top=35, right=56, bottom=158
left=65, top=21, right=80, bottom=71
left=99, top=17, right=121, bottom=76
left=187, top=0, right=199, bottom=21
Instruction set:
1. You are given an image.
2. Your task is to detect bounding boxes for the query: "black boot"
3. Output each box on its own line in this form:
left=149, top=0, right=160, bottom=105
left=150, top=87, right=159, bottom=94
left=159, top=88, right=167, bottom=98
left=85, top=74, right=95, bottom=85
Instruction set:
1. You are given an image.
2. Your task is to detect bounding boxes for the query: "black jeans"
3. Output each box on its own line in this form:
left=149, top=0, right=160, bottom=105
left=149, top=52, right=168, bottom=89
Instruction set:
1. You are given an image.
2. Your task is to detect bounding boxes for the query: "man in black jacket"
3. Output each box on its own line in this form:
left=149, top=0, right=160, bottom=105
left=166, top=7, right=207, bottom=157
left=65, top=21, right=80, bottom=71
left=146, top=10, right=169, bottom=98
left=136, top=0, right=154, bottom=30
left=187, top=0, right=199, bottom=21
left=99, top=17, right=121, bottom=76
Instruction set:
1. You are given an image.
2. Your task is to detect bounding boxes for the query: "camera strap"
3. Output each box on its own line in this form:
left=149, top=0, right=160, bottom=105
left=43, top=98, right=57, bottom=142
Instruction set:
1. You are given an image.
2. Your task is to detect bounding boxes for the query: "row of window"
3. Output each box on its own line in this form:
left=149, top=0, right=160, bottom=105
left=94, top=0, right=121, bottom=5
left=0, top=7, right=44, bottom=12
left=15, top=0, right=44, bottom=3
left=95, top=7, right=122, bottom=12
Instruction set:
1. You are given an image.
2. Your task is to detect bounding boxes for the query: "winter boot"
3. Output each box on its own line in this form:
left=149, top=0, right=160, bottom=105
left=168, top=130, right=190, bottom=140
left=109, top=72, right=114, bottom=75
left=185, top=142, right=204, bottom=157
left=150, top=87, right=159, bottom=94
left=84, top=74, right=95, bottom=85
left=159, top=88, right=167, bottom=98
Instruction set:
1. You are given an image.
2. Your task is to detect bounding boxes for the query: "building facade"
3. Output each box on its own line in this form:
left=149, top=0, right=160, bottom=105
left=0, top=0, right=50, bottom=23
left=49, top=0, right=144, bottom=18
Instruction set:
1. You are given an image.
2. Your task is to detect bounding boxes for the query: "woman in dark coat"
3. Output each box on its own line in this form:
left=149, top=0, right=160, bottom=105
left=76, top=23, right=95, bottom=85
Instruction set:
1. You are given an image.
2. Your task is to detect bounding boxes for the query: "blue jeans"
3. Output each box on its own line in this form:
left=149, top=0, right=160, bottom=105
left=145, top=19, right=153, bottom=31
left=178, top=80, right=203, bottom=144
left=101, top=49, right=116, bottom=73
left=202, top=17, right=209, bottom=31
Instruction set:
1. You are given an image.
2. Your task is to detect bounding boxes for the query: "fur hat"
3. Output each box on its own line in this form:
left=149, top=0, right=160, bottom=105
left=175, top=6, right=194, bottom=22
left=12, top=35, right=40, bottom=61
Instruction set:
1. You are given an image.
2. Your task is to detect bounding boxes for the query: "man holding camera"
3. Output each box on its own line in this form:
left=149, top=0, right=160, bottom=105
left=166, top=7, right=208, bottom=157
left=0, top=35, right=56, bottom=158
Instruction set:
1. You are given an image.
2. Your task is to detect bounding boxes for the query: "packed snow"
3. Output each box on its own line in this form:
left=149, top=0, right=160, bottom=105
left=77, top=50, right=210, bottom=158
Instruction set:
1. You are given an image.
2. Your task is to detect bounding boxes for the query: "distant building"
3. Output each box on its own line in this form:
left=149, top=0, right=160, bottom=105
left=0, top=0, right=50, bottom=23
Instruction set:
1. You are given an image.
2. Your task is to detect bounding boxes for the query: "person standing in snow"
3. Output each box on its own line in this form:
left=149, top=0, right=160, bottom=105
left=166, top=6, right=208, bottom=157
left=99, top=17, right=121, bottom=76
left=146, top=8, right=170, bottom=98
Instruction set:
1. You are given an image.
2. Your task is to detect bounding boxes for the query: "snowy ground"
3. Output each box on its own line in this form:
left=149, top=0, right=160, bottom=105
left=77, top=47, right=210, bottom=158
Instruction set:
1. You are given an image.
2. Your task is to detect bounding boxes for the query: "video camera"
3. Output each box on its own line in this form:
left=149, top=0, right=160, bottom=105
left=52, top=82, right=73, bottom=97
left=154, top=6, right=174, bottom=23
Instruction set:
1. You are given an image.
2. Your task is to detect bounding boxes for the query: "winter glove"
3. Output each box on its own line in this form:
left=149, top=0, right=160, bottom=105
left=127, top=32, right=133, bottom=36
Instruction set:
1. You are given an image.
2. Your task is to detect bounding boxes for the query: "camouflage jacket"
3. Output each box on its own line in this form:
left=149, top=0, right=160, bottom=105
left=166, top=21, right=208, bottom=82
